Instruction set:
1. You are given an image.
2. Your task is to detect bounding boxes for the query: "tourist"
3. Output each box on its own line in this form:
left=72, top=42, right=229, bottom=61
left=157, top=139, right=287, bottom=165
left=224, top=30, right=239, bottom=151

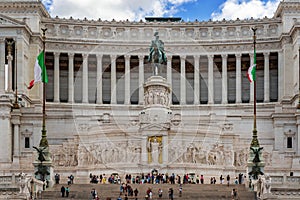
left=117, top=196, right=122, bottom=200
left=102, top=174, right=106, bottom=184
left=238, top=173, right=243, bottom=184
left=178, top=184, right=182, bottom=197
left=91, top=188, right=97, bottom=199
left=134, top=188, right=139, bottom=200
left=60, top=186, right=65, bottom=197
left=70, top=174, right=74, bottom=184
left=227, top=175, right=230, bottom=186
left=168, top=188, right=173, bottom=200
left=157, top=188, right=162, bottom=199
left=65, top=187, right=70, bottom=197
left=231, top=188, right=238, bottom=200
left=200, top=175, right=204, bottom=184
left=178, top=175, right=181, bottom=184
left=196, top=175, right=200, bottom=184
left=149, top=190, right=153, bottom=199
left=67, top=176, right=71, bottom=185
left=55, top=173, right=60, bottom=184
left=124, top=194, right=128, bottom=200
left=220, top=175, right=223, bottom=184
left=234, top=177, right=239, bottom=184
left=120, top=184, right=123, bottom=195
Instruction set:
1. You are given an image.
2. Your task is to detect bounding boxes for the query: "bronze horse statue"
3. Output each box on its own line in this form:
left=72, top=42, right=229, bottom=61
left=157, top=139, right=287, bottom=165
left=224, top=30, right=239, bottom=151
left=148, top=32, right=167, bottom=75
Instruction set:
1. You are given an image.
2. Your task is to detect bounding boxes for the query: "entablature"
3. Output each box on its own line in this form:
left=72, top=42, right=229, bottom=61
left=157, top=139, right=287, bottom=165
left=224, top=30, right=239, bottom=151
left=42, top=18, right=282, bottom=44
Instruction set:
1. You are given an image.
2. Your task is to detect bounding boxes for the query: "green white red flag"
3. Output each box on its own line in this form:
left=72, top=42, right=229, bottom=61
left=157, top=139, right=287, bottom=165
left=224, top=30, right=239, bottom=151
left=28, top=51, right=48, bottom=89
left=247, top=49, right=256, bottom=83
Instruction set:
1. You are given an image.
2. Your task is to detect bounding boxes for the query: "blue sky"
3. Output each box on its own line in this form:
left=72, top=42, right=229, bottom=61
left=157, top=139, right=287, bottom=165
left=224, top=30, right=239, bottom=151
left=41, top=0, right=280, bottom=22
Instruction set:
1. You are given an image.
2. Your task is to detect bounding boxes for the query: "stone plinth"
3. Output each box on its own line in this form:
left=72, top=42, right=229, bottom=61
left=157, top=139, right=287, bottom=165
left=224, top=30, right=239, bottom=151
left=33, top=147, right=54, bottom=188
left=139, top=75, right=172, bottom=169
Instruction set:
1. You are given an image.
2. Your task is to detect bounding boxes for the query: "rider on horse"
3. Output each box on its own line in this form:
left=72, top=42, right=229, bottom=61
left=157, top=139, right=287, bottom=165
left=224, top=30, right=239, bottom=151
left=148, top=32, right=167, bottom=64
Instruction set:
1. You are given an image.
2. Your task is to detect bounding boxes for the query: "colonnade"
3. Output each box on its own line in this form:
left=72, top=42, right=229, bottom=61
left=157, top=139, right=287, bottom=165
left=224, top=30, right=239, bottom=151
left=47, top=51, right=277, bottom=105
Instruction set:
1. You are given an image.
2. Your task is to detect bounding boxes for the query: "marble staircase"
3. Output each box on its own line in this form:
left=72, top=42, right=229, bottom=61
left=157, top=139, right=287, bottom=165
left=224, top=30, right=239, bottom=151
left=42, top=183, right=255, bottom=200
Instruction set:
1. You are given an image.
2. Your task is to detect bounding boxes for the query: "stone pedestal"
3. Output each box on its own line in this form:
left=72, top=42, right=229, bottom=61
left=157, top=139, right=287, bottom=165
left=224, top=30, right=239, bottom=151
left=139, top=75, right=172, bottom=170
left=33, top=147, right=54, bottom=188
left=0, top=95, right=13, bottom=163
left=247, top=146, right=265, bottom=192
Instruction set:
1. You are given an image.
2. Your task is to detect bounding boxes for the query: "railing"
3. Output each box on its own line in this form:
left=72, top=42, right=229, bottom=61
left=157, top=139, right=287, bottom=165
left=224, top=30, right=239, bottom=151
left=271, top=175, right=300, bottom=185
left=0, top=174, right=20, bottom=187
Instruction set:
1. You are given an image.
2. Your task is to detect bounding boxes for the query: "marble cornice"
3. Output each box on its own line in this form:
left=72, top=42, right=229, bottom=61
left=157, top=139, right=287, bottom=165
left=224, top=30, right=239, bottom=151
left=45, top=40, right=281, bottom=56
left=279, top=34, right=293, bottom=46
left=288, top=23, right=300, bottom=42
left=0, top=1, right=50, bottom=18
left=42, top=16, right=281, bottom=28
left=275, top=1, right=300, bottom=17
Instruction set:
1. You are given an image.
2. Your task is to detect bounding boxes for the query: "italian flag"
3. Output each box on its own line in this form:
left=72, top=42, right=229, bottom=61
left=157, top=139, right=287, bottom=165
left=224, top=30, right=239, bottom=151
left=247, top=64, right=256, bottom=82
left=28, top=51, right=48, bottom=89
left=247, top=49, right=256, bottom=83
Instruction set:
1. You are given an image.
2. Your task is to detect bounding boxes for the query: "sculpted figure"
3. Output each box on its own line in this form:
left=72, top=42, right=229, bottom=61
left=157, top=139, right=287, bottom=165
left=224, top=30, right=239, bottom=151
left=250, top=147, right=264, bottom=163
left=148, top=32, right=167, bottom=64
left=148, top=137, right=161, bottom=164
left=264, top=175, right=272, bottom=194
left=148, top=32, right=167, bottom=75
left=33, top=146, right=47, bottom=162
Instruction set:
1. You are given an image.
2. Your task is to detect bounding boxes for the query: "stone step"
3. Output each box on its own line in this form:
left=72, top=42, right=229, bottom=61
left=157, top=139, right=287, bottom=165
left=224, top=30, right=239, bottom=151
left=42, top=183, right=255, bottom=199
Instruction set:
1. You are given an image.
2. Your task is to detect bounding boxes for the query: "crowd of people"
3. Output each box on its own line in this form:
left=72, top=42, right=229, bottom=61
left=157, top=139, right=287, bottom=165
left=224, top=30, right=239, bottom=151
left=88, top=172, right=245, bottom=186
left=56, top=172, right=244, bottom=199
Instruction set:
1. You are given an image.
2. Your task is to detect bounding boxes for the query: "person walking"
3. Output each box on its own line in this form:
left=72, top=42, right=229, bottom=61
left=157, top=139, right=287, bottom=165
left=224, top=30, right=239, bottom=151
left=65, top=187, right=70, bottom=197
left=168, top=188, right=173, bottom=200
left=227, top=175, right=230, bottom=186
left=178, top=184, right=182, bottom=197
left=231, top=188, right=238, bottom=200
left=200, top=175, right=204, bottom=184
left=60, top=186, right=65, bottom=197
left=158, top=188, right=163, bottom=198
left=134, top=188, right=139, bottom=200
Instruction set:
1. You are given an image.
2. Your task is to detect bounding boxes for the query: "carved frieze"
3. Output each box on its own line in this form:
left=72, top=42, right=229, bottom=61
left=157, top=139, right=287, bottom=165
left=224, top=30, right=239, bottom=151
left=144, top=86, right=170, bottom=107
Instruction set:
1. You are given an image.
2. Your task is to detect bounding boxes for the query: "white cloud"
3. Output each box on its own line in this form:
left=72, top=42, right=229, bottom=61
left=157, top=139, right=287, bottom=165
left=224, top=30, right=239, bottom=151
left=211, top=0, right=281, bottom=21
left=47, top=0, right=194, bottom=21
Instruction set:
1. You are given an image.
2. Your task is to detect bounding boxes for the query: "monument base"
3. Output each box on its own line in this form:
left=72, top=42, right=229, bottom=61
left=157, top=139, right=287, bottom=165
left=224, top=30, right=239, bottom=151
left=33, top=161, right=54, bottom=188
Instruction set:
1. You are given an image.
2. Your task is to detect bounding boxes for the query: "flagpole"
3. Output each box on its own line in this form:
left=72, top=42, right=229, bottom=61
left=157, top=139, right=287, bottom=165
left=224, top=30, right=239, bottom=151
left=39, top=28, right=48, bottom=148
left=250, top=27, right=259, bottom=148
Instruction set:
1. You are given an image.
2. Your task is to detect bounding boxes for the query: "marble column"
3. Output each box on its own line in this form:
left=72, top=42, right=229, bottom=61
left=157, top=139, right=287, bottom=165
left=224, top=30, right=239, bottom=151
left=111, top=55, right=117, bottom=104
left=96, top=54, right=103, bottom=104
left=16, top=37, right=24, bottom=93
left=124, top=55, right=130, bottom=105
left=53, top=52, right=60, bottom=102
left=278, top=50, right=283, bottom=101
left=82, top=54, right=88, bottom=103
left=297, top=115, right=300, bottom=155
left=208, top=55, right=214, bottom=104
left=194, top=55, right=200, bottom=104
left=68, top=53, right=74, bottom=103
left=264, top=52, right=270, bottom=102
left=250, top=53, right=254, bottom=103
left=180, top=56, right=186, bottom=105
left=236, top=53, right=242, bottom=103
left=167, top=55, right=172, bottom=105
left=162, top=135, right=168, bottom=165
left=0, top=38, right=5, bottom=93
left=6, top=49, right=13, bottom=92
left=138, top=55, right=144, bottom=105
left=222, top=54, right=228, bottom=104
